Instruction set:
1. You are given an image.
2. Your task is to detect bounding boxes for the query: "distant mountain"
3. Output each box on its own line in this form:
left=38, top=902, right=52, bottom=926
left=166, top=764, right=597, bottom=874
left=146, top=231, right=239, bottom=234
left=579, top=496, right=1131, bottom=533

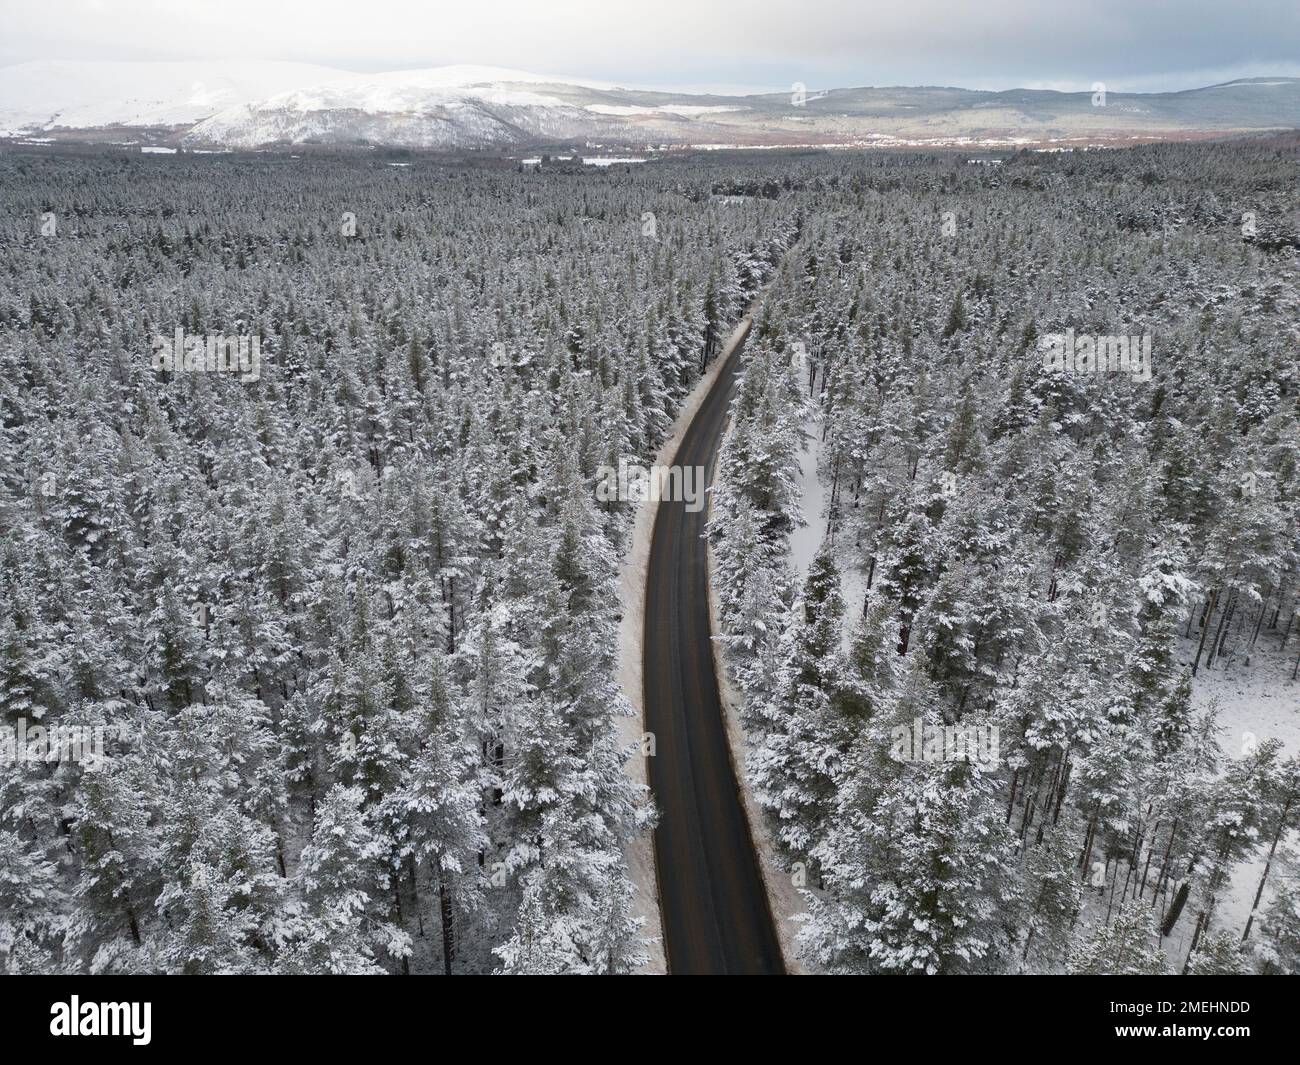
left=2, top=61, right=1296, bottom=149
left=0, top=60, right=359, bottom=133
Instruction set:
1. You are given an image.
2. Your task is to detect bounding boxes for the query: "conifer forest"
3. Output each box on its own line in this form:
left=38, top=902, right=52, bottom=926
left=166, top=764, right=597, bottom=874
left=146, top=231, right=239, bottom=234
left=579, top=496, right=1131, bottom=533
left=1, top=135, right=1297, bottom=978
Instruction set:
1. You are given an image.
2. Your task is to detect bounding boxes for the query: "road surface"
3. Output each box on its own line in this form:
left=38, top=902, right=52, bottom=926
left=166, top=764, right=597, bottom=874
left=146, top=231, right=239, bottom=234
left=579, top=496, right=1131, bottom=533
left=643, top=319, right=786, bottom=975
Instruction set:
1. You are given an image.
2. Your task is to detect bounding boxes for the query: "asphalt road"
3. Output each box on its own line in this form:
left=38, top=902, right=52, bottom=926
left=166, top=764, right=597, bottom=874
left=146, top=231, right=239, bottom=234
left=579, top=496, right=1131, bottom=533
left=643, top=319, right=786, bottom=975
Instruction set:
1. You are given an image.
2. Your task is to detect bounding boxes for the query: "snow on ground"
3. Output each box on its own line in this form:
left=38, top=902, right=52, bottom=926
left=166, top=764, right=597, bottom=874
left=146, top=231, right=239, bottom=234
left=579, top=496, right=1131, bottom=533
left=1189, top=632, right=1300, bottom=757
left=584, top=104, right=748, bottom=118
left=254, top=82, right=568, bottom=116
left=1181, top=632, right=1299, bottom=957
left=1074, top=632, right=1299, bottom=971
left=656, top=105, right=748, bottom=117
left=789, top=376, right=867, bottom=633
left=788, top=398, right=825, bottom=579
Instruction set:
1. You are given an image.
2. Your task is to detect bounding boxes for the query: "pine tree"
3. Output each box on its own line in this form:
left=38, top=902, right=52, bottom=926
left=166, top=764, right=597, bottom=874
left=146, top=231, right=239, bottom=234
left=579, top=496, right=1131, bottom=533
left=1066, top=904, right=1166, bottom=975
left=293, top=785, right=410, bottom=974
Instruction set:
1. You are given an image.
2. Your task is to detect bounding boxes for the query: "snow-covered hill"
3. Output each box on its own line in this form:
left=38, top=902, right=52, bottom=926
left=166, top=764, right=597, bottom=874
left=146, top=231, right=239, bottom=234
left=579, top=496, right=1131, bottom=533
left=0, top=60, right=361, bottom=134
left=2, top=60, right=1297, bottom=148
left=188, top=67, right=613, bottom=149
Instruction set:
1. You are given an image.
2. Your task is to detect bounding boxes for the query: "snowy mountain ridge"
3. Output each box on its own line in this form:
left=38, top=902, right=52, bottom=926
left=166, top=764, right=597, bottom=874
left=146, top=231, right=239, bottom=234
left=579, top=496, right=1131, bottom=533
left=2, top=60, right=1297, bottom=148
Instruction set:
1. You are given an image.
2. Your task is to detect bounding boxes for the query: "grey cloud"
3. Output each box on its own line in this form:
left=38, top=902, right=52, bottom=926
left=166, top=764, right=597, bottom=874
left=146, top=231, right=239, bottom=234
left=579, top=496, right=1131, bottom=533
left=2, top=0, right=1296, bottom=92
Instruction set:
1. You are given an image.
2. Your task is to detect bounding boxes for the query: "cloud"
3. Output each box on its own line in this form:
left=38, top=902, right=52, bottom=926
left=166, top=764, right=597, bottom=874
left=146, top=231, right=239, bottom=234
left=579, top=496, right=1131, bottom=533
left=2, top=0, right=1297, bottom=92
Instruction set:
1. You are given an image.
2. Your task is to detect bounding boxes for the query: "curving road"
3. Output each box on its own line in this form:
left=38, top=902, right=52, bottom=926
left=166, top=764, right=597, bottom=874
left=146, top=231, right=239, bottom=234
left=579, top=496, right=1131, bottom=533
left=643, top=317, right=786, bottom=975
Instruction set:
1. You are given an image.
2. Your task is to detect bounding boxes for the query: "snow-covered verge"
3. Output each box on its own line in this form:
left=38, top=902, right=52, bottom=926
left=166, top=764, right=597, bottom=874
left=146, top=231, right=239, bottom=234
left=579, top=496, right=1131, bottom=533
left=706, top=430, right=812, bottom=974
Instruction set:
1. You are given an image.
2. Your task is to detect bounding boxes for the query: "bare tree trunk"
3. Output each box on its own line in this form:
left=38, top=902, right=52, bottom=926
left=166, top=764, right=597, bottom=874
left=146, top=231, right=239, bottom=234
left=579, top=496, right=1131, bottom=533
left=1079, top=804, right=1099, bottom=874
left=393, top=885, right=410, bottom=974
left=1051, top=754, right=1072, bottom=825
left=1248, top=588, right=1270, bottom=655
left=1242, top=795, right=1294, bottom=942
left=1208, top=589, right=1239, bottom=667
left=1161, top=881, right=1189, bottom=937
left=438, top=878, right=456, bottom=976
left=1105, top=859, right=1120, bottom=923
left=409, top=856, right=424, bottom=938
left=1191, top=587, right=1218, bottom=676
left=1019, top=764, right=1044, bottom=846
left=1182, top=911, right=1206, bottom=972
left=1139, top=819, right=1163, bottom=900
left=1151, top=821, right=1177, bottom=906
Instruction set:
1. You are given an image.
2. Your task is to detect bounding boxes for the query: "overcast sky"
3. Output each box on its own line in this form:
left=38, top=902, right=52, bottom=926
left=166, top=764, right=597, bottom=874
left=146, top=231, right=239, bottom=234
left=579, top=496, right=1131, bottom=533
left=2, top=0, right=1298, bottom=93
